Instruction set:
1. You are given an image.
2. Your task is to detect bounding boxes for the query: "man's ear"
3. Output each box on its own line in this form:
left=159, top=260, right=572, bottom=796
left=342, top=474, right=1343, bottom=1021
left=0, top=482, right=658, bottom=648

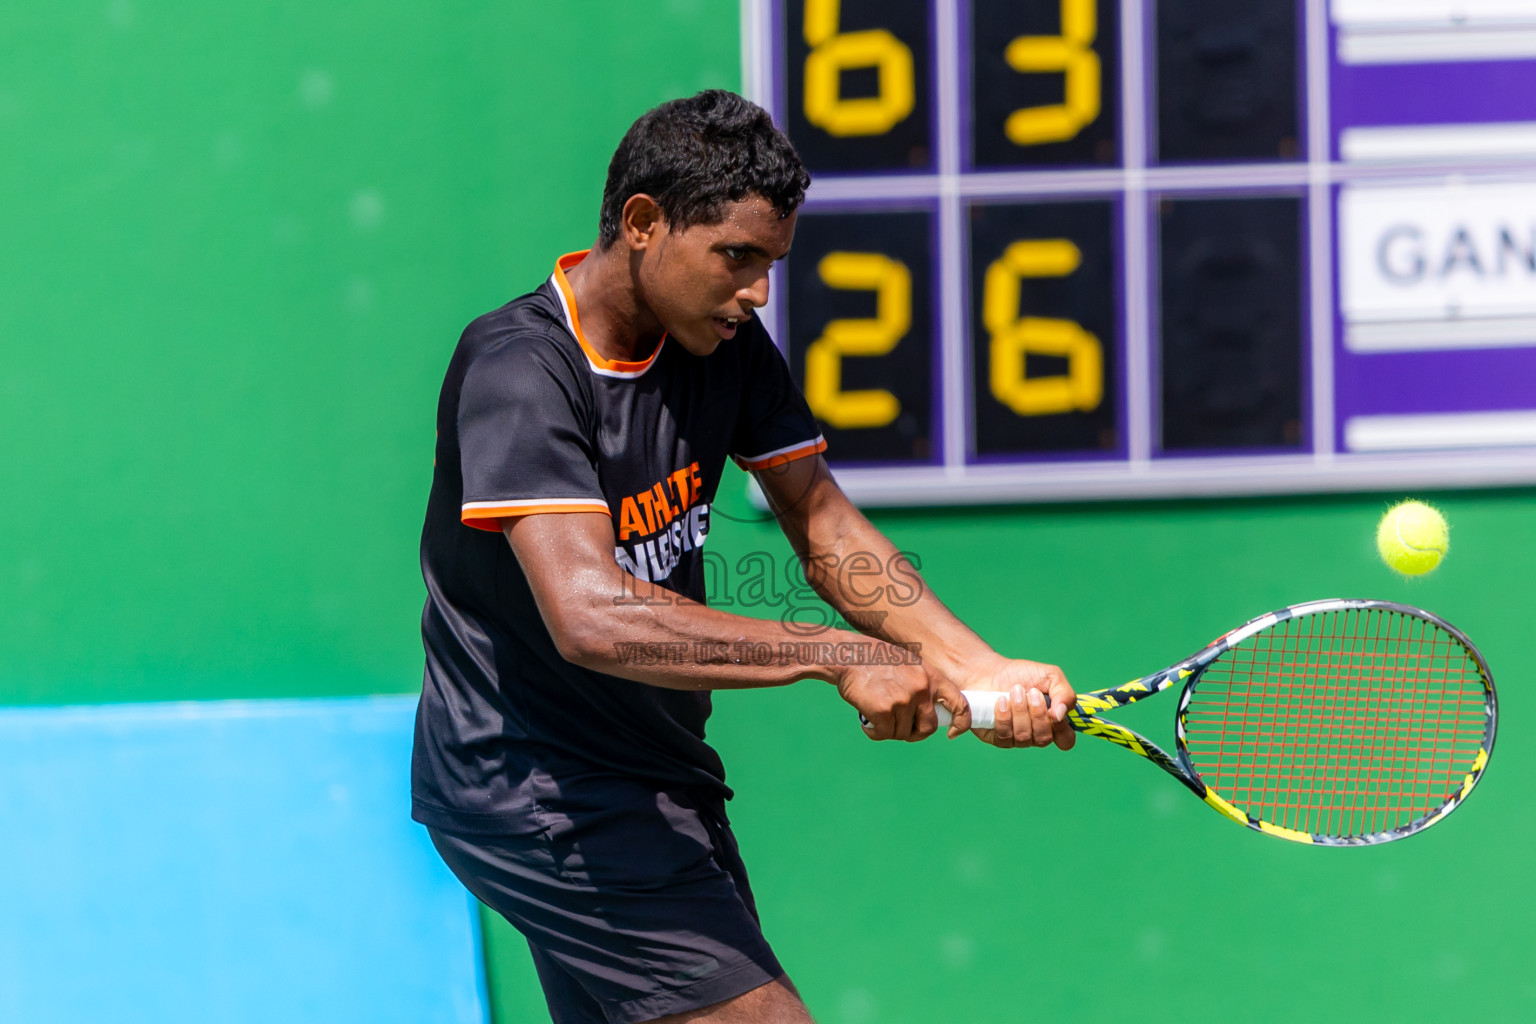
left=620, top=194, right=665, bottom=251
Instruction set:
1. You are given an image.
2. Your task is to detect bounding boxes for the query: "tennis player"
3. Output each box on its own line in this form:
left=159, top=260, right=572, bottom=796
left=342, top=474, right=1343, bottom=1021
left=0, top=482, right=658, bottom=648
left=412, top=90, right=1076, bottom=1023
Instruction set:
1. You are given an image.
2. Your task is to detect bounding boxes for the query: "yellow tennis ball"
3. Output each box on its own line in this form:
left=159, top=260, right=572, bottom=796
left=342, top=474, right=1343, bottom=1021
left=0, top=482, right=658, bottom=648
left=1376, top=500, right=1449, bottom=575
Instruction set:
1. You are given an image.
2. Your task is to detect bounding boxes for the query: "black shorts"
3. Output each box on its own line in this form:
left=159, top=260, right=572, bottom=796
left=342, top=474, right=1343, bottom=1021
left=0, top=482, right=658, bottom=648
left=428, top=781, right=783, bottom=1024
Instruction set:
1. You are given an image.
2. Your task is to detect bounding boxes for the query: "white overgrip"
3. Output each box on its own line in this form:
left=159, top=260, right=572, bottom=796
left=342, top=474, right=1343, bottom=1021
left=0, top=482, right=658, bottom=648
left=935, top=689, right=1005, bottom=731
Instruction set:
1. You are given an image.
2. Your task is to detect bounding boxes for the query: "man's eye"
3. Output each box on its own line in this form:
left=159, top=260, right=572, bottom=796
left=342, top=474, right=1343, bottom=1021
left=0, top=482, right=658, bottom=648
left=723, top=247, right=745, bottom=261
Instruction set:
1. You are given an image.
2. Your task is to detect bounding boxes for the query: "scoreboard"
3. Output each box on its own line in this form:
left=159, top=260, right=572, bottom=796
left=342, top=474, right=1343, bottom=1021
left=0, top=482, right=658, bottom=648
left=742, top=0, right=1536, bottom=504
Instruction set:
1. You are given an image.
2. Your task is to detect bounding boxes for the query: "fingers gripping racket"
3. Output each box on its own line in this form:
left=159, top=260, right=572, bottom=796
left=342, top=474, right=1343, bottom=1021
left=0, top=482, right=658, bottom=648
left=939, top=599, right=1497, bottom=846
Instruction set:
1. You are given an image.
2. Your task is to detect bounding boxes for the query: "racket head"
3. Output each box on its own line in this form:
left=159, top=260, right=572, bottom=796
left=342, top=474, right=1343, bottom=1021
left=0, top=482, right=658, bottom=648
left=1172, top=599, right=1496, bottom=846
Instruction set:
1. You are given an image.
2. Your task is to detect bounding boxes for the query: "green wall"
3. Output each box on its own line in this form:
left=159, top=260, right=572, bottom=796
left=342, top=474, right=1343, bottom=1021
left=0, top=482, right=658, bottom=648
left=0, top=0, right=737, bottom=703
left=4, top=3, right=1532, bottom=1022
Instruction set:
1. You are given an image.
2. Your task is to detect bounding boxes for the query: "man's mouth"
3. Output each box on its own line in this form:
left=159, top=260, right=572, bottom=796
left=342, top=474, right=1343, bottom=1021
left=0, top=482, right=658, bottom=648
left=712, top=315, right=744, bottom=338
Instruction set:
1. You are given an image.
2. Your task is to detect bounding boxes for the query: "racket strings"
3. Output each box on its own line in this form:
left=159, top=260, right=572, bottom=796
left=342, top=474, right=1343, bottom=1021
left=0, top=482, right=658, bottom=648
left=1182, top=608, right=1488, bottom=839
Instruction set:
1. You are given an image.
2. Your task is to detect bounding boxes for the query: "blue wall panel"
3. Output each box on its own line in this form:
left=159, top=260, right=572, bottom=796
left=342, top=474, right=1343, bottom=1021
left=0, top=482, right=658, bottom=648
left=0, top=697, right=486, bottom=1024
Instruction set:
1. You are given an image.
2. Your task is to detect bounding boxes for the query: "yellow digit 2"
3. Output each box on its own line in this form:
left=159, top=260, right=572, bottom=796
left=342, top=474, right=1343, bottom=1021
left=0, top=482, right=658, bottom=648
left=805, top=252, right=910, bottom=430
left=803, top=0, right=914, bottom=137
left=983, top=240, right=1102, bottom=417
left=1004, top=0, right=1101, bottom=146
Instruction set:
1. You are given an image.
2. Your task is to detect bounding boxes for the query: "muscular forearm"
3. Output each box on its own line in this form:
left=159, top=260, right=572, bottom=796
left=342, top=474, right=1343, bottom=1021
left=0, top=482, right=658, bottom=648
left=504, top=514, right=915, bottom=692
left=554, top=570, right=904, bottom=690
left=791, top=497, right=1002, bottom=684
left=784, top=487, right=1079, bottom=748
left=752, top=457, right=1075, bottom=745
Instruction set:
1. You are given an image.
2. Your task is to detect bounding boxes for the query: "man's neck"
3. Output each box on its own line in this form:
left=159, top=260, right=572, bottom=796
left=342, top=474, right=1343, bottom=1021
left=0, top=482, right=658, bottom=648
left=563, top=244, right=664, bottom=364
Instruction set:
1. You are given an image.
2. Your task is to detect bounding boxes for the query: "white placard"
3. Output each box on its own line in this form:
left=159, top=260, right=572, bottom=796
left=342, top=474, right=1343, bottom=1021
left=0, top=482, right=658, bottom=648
left=1339, top=180, right=1536, bottom=332
left=1340, top=122, right=1536, bottom=163
left=1333, top=0, right=1536, bottom=62
left=1333, top=0, right=1536, bottom=29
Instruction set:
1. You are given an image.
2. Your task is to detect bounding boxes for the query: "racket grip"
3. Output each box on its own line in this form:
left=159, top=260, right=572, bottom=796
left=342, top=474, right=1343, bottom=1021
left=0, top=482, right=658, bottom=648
left=936, top=689, right=1004, bottom=731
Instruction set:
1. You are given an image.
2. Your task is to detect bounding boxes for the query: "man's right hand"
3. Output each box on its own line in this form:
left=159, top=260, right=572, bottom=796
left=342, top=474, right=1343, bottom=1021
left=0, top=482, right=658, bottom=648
left=834, top=648, right=972, bottom=742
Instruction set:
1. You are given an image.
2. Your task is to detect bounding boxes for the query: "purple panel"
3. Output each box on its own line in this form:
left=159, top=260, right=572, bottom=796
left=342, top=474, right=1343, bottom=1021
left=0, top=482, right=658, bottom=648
left=1335, top=348, right=1536, bottom=420
left=1332, top=61, right=1536, bottom=138
left=1328, top=24, right=1536, bottom=451
left=1329, top=20, right=1536, bottom=157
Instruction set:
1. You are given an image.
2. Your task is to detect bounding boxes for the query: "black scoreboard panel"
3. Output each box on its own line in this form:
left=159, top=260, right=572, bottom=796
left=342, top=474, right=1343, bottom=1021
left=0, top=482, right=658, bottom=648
left=1155, top=1, right=1300, bottom=163
left=1157, top=195, right=1304, bottom=452
left=750, top=0, right=1536, bottom=504
left=784, top=0, right=934, bottom=172
left=970, top=0, right=1119, bottom=169
left=783, top=208, right=937, bottom=463
left=968, top=199, right=1118, bottom=455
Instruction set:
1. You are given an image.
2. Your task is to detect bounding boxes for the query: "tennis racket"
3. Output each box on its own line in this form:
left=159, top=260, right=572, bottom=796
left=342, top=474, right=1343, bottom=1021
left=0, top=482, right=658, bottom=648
left=937, top=598, right=1497, bottom=846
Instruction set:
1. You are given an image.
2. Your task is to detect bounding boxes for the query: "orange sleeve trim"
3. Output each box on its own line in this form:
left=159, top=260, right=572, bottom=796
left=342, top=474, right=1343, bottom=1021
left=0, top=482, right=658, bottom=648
left=461, top=499, right=611, bottom=532
left=733, top=437, right=828, bottom=472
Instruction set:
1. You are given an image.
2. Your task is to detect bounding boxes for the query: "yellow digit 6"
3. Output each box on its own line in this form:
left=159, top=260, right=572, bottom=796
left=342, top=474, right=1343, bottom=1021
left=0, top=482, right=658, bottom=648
left=1004, top=0, right=1101, bottom=146
left=805, top=252, right=910, bottom=430
left=803, top=0, right=915, bottom=137
left=983, top=240, right=1102, bottom=417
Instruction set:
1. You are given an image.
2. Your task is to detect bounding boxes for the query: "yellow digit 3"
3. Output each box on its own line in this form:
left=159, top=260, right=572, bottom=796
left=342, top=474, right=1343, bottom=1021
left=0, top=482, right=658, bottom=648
left=1003, top=0, right=1101, bottom=146
left=805, top=252, right=910, bottom=430
left=983, top=240, right=1103, bottom=417
left=803, top=0, right=915, bottom=137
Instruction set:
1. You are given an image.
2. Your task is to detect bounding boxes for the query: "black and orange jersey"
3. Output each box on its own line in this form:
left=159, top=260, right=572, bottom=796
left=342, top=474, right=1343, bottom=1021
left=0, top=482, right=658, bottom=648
left=411, top=250, right=825, bottom=835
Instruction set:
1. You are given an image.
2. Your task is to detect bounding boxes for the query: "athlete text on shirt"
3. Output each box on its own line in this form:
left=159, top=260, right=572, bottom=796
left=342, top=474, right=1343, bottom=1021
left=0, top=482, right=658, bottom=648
left=613, top=461, right=709, bottom=583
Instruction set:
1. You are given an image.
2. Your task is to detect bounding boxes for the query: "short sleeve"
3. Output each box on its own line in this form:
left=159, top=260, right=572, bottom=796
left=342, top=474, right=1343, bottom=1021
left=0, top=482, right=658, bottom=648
left=457, top=334, right=609, bottom=532
left=729, top=327, right=827, bottom=471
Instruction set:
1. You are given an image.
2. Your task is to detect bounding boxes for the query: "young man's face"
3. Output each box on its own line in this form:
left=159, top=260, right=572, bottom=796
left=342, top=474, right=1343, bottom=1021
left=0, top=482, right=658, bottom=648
left=633, top=194, right=796, bottom=357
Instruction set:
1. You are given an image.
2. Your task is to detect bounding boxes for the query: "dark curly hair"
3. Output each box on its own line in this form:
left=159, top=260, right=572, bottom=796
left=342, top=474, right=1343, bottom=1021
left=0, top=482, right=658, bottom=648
left=597, top=90, right=811, bottom=247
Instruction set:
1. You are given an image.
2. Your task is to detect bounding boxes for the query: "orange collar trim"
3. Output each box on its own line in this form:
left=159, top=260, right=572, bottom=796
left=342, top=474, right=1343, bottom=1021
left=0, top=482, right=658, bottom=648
left=551, top=250, right=665, bottom=378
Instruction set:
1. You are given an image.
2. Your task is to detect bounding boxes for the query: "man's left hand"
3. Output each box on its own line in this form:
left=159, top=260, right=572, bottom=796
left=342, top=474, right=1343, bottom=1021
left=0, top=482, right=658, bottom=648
left=950, top=657, right=1077, bottom=750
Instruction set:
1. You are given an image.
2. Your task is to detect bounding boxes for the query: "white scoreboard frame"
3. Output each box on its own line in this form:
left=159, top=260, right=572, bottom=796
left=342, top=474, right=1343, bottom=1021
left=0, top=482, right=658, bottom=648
left=740, top=0, right=1536, bottom=506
